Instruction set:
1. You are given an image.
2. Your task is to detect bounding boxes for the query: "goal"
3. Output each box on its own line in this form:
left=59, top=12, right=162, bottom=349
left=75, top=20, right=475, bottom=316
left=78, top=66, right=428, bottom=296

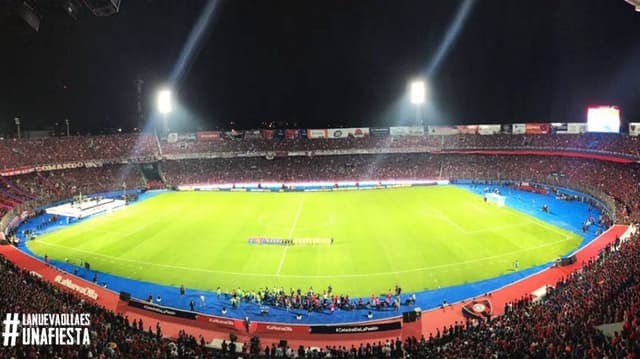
left=485, top=193, right=506, bottom=207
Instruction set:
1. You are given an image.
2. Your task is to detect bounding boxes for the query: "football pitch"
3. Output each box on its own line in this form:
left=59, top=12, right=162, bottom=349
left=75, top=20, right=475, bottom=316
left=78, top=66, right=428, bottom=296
left=27, top=186, right=581, bottom=296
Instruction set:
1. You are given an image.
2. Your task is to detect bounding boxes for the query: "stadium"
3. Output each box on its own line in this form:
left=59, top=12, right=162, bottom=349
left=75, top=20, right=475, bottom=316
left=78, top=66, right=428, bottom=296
left=1, top=129, right=639, bottom=356
left=1, top=1, right=640, bottom=358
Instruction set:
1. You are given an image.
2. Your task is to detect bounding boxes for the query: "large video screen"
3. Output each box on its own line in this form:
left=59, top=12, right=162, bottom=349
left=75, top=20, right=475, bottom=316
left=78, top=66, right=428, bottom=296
left=587, top=106, right=620, bottom=133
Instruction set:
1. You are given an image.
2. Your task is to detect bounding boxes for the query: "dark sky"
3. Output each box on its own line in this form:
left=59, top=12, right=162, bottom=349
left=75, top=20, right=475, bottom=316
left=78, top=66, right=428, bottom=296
left=1, top=0, right=639, bottom=134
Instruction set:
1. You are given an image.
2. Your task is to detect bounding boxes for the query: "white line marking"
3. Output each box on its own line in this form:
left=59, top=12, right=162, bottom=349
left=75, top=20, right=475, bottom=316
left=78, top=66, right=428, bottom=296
left=276, top=248, right=289, bottom=275
left=276, top=196, right=305, bottom=275
left=423, top=205, right=468, bottom=233
left=34, top=237, right=568, bottom=279
left=528, top=219, right=572, bottom=238
left=423, top=205, right=575, bottom=238
left=464, top=221, right=531, bottom=234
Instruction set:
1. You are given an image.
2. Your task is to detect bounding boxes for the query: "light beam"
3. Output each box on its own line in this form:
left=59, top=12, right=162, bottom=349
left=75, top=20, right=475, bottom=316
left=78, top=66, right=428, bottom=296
left=169, top=0, right=221, bottom=84
left=426, top=0, right=476, bottom=77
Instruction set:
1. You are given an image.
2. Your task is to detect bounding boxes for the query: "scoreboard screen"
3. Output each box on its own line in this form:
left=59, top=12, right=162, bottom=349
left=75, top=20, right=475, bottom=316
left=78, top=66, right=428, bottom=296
left=587, top=106, right=620, bottom=133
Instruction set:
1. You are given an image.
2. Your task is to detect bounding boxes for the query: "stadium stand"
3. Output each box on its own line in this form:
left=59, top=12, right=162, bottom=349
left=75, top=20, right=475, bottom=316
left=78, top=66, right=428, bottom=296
left=1, top=131, right=640, bottom=356
left=158, top=133, right=640, bottom=157
left=0, top=134, right=158, bottom=170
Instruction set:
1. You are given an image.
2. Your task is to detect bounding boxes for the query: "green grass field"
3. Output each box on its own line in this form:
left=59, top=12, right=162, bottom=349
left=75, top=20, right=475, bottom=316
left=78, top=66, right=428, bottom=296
left=27, top=186, right=581, bottom=296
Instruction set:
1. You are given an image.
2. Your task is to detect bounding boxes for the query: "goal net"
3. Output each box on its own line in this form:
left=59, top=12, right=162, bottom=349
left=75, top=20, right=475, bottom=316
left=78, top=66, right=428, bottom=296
left=485, top=193, right=506, bottom=207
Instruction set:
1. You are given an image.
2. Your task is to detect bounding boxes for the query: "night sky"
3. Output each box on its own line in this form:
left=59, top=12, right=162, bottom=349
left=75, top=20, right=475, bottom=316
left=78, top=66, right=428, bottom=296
left=1, top=0, right=639, bottom=134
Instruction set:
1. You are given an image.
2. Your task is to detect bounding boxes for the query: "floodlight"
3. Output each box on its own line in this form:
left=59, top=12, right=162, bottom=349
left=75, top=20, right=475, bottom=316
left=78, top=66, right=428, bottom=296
left=624, top=0, right=640, bottom=11
left=157, top=89, right=173, bottom=115
left=409, top=80, right=426, bottom=105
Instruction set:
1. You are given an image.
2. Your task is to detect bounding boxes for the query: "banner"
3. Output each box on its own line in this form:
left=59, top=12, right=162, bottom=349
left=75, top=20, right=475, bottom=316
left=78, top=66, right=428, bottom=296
left=456, top=125, right=478, bottom=134
left=262, top=130, right=274, bottom=140
left=35, top=162, right=84, bottom=172
left=196, top=131, right=221, bottom=142
left=84, top=161, right=103, bottom=168
left=173, top=133, right=197, bottom=142
left=477, top=124, right=501, bottom=135
left=53, top=274, right=99, bottom=301
left=244, top=130, right=262, bottom=139
left=428, top=126, right=458, bottom=135
left=307, top=129, right=328, bottom=139
left=328, top=128, right=369, bottom=139
left=629, top=123, right=640, bottom=136
left=369, top=127, right=390, bottom=136
left=226, top=130, right=244, bottom=139
left=254, top=323, right=310, bottom=335
left=550, top=123, right=568, bottom=134
left=525, top=123, right=549, bottom=134
left=462, top=299, right=493, bottom=319
left=309, top=321, right=402, bottom=334
left=285, top=129, right=299, bottom=140
left=128, top=299, right=197, bottom=320
left=390, top=126, right=425, bottom=136
left=567, top=123, right=587, bottom=134
left=0, top=166, right=34, bottom=176
left=196, top=315, right=241, bottom=331
left=512, top=124, right=526, bottom=134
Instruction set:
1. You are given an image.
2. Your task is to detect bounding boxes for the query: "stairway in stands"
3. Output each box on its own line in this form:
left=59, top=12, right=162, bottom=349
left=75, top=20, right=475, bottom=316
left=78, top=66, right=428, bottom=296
left=139, top=163, right=165, bottom=189
left=0, top=175, right=34, bottom=218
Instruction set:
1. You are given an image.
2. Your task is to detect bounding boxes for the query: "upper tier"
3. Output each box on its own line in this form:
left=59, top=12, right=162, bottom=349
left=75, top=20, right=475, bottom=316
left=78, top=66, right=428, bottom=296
left=1, top=132, right=639, bottom=170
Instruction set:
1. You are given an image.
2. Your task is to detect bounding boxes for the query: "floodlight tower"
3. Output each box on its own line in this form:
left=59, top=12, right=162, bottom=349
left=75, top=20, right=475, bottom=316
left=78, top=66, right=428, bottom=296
left=156, top=88, right=173, bottom=134
left=14, top=117, right=21, bottom=139
left=409, top=79, right=426, bottom=127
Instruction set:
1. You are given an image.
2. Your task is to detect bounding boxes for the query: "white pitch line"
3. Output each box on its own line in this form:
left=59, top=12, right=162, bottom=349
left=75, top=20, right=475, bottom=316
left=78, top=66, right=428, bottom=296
left=464, top=221, right=532, bottom=234
left=276, top=196, right=305, bottom=275
left=423, top=205, right=468, bottom=233
left=529, top=219, right=573, bottom=239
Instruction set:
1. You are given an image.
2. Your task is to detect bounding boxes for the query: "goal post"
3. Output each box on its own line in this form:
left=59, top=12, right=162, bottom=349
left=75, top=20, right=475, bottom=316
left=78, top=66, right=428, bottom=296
left=485, top=192, right=506, bottom=207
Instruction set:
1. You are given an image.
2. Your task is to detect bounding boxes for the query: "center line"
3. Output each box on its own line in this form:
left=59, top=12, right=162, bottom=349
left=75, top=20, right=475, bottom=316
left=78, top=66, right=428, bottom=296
left=276, top=196, right=305, bottom=275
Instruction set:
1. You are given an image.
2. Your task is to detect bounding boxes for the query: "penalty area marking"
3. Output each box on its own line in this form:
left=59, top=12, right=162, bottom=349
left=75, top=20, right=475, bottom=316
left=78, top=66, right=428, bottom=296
left=32, top=237, right=570, bottom=280
left=424, top=204, right=574, bottom=240
left=276, top=196, right=305, bottom=275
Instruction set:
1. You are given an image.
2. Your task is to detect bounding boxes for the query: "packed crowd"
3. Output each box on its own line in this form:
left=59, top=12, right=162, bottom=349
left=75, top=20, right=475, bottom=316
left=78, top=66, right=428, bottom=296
left=0, top=255, right=234, bottom=358
left=0, top=175, right=36, bottom=220
left=440, top=132, right=640, bottom=156
left=161, top=154, right=442, bottom=185
left=1, top=132, right=639, bottom=172
left=160, top=132, right=640, bottom=157
left=0, top=229, right=637, bottom=358
left=11, top=165, right=146, bottom=204
left=0, top=134, right=158, bottom=170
